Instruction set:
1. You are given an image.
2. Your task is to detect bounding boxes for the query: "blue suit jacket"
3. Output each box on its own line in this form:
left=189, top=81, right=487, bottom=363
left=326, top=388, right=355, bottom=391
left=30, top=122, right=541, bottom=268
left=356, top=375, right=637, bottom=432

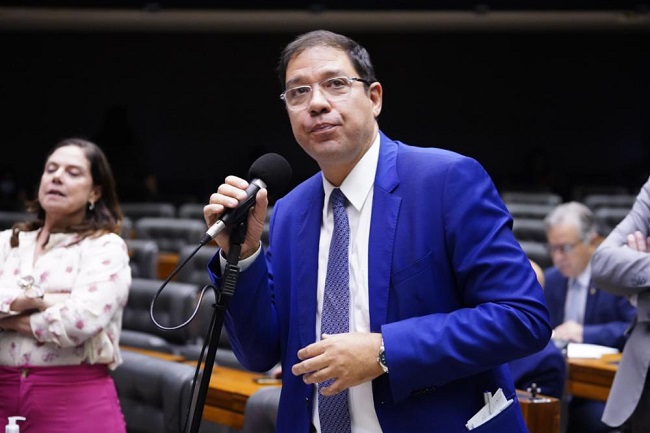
left=544, top=267, right=636, bottom=351
left=210, top=133, right=552, bottom=432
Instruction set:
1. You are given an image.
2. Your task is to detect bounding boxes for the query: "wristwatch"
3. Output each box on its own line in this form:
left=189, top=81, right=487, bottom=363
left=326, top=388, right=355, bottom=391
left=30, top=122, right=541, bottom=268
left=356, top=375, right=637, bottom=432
left=18, top=275, right=44, bottom=299
left=377, top=338, right=389, bottom=374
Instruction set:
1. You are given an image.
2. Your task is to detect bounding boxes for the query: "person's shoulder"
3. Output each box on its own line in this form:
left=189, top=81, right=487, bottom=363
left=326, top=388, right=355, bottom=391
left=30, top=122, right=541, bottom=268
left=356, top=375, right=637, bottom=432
left=83, top=231, right=127, bottom=250
left=392, top=138, right=468, bottom=162
left=388, top=139, right=480, bottom=175
left=279, top=172, right=322, bottom=204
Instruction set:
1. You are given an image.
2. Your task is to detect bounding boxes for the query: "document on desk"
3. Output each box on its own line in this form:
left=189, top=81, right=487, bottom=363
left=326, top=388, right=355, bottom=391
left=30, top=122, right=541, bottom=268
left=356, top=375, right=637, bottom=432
left=465, top=388, right=513, bottom=430
left=567, top=343, right=619, bottom=359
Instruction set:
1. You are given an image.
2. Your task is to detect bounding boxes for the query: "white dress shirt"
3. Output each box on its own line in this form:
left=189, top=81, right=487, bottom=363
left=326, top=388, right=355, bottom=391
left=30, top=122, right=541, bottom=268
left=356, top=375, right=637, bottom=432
left=312, top=133, right=382, bottom=433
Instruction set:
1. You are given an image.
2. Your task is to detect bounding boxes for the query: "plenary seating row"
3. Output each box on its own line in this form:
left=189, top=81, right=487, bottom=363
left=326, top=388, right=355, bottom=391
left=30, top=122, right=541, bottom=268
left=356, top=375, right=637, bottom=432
left=112, top=350, right=237, bottom=433
left=112, top=350, right=195, bottom=433
left=126, top=238, right=218, bottom=284
left=501, top=191, right=562, bottom=207
left=121, top=202, right=205, bottom=221
left=121, top=277, right=244, bottom=370
left=131, top=217, right=207, bottom=253
left=0, top=211, right=36, bottom=231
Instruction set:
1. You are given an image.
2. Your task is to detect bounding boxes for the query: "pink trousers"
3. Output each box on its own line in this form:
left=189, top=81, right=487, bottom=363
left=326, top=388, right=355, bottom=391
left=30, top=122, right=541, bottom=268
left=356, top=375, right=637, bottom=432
left=0, top=364, right=126, bottom=433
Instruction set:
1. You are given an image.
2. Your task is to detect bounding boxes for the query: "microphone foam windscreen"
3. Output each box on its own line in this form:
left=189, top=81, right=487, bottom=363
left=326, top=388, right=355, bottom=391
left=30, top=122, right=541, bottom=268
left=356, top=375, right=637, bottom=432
left=248, top=153, right=292, bottom=193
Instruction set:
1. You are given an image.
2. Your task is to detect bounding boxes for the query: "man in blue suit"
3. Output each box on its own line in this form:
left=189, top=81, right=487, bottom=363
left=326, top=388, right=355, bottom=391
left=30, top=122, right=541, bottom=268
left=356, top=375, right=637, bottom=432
left=205, top=30, right=551, bottom=432
left=543, top=201, right=636, bottom=433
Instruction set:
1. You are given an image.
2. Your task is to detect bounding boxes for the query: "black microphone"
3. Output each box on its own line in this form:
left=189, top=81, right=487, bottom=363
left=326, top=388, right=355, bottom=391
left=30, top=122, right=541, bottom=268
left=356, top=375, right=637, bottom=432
left=199, top=153, right=292, bottom=246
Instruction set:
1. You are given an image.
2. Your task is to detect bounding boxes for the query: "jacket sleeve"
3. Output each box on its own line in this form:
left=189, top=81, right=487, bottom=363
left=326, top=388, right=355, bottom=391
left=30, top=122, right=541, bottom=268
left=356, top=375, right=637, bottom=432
left=591, top=175, right=650, bottom=297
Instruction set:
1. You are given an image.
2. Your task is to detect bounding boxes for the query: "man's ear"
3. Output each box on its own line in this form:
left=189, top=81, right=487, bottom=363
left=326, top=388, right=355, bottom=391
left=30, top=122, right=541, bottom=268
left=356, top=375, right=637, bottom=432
left=370, top=82, right=383, bottom=118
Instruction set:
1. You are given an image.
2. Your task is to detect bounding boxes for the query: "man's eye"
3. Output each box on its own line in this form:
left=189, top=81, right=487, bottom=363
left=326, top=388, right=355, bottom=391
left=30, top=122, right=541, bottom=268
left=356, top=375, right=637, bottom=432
left=291, top=87, right=311, bottom=97
left=325, top=78, right=347, bottom=88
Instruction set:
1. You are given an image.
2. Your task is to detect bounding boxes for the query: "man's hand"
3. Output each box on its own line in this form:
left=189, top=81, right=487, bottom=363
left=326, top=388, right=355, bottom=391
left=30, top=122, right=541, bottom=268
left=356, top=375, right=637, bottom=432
left=627, top=231, right=650, bottom=252
left=553, top=320, right=583, bottom=343
left=291, top=332, right=385, bottom=396
left=203, top=175, right=268, bottom=258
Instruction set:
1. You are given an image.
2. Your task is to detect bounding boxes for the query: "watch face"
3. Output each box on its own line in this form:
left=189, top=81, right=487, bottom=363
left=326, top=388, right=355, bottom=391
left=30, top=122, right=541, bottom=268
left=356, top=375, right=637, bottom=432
left=378, top=347, right=388, bottom=373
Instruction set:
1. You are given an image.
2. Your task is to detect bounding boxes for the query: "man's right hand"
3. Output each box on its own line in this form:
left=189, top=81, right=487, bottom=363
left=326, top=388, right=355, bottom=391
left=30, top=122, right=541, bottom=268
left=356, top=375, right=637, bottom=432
left=203, top=175, right=268, bottom=259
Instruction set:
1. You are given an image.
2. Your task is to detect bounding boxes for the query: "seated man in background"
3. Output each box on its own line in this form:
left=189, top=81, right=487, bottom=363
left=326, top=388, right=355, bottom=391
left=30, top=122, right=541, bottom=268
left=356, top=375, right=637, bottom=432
left=543, top=202, right=636, bottom=433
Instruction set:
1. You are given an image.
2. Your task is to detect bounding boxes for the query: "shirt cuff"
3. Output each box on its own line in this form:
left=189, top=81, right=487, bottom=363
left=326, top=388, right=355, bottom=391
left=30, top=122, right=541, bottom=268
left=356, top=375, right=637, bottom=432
left=219, top=242, right=262, bottom=273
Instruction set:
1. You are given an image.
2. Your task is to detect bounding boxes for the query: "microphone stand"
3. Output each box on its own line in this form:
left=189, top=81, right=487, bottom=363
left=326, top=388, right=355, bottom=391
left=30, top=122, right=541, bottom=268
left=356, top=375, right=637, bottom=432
left=185, top=220, right=247, bottom=433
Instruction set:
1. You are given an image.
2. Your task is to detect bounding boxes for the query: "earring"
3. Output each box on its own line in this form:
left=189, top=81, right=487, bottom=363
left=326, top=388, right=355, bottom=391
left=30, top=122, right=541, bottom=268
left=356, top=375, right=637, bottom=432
left=88, top=200, right=95, bottom=211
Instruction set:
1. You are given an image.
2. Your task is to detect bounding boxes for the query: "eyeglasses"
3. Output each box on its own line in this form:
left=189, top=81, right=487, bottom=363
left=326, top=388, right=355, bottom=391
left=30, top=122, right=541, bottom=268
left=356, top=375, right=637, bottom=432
left=280, top=76, right=371, bottom=110
left=546, top=242, right=581, bottom=255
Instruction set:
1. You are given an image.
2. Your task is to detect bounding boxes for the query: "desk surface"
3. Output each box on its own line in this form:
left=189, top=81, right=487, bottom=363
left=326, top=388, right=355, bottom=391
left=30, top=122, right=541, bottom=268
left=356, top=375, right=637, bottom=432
left=120, top=345, right=186, bottom=362
left=194, top=363, right=280, bottom=430
left=567, top=353, right=620, bottom=401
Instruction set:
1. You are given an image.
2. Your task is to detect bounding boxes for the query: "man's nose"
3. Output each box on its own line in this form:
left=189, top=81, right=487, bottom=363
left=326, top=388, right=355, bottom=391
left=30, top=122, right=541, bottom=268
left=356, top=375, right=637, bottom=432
left=308, top=86, right=331, bottom=113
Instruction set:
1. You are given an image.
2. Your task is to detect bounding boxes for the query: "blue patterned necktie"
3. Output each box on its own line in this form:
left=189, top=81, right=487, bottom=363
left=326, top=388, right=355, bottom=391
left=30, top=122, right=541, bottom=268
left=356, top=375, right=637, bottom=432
left=318, top=188, right=352, bottom=433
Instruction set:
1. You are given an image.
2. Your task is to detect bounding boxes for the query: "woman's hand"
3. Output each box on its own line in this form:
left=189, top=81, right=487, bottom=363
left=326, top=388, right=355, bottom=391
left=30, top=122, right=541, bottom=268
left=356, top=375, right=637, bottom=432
left=10, top=294, right=48, bottom=313
left=0, top=313, right=34, bottom=335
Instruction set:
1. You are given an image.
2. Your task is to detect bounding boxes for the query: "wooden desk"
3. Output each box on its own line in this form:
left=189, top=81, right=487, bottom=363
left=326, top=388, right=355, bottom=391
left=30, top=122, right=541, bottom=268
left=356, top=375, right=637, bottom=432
left=116, top=345, right=574, bottom=432
left=199, top=365, right=280, bottom=430
left=567, top=353, right=620, bottom=401
left=197, top=367, right=560, bottom=432
left=517, top=390, right=561, bottom=433
left=120, top=345, right=186, bottom=362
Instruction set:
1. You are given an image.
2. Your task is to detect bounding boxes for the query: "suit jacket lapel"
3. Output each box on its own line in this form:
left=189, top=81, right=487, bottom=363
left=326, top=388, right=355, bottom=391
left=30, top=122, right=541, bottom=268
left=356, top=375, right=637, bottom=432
left=369, top=133, right=401, bottom=332
left=297, top=177, right=325, bottom=348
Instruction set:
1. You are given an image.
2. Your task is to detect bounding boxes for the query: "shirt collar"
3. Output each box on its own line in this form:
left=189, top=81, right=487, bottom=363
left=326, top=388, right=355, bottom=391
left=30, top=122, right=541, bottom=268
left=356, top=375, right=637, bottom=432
left=322, top=133, right=380, bottom=212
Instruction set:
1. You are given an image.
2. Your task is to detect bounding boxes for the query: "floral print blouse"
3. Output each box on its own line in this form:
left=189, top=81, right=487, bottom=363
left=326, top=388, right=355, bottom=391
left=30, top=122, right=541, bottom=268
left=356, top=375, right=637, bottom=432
left=0, top=229, right=131, bottom=369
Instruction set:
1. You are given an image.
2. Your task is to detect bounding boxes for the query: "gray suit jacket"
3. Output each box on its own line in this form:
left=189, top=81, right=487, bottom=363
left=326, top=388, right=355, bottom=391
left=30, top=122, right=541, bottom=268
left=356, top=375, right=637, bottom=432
left=591, top=174, right=650, bottom=427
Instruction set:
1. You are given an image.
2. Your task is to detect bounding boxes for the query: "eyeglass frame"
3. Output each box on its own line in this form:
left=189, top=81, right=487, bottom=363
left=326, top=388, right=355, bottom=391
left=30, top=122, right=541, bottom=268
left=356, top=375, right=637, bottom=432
left=546, top=241, right=583, bottom=255
left=279, top=76, right=372, bottom=110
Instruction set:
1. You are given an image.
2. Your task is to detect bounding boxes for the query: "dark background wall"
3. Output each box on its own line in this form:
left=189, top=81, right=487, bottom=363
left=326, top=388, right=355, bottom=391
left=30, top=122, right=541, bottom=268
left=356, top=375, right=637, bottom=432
left=2, top=21, right=649, bottom=207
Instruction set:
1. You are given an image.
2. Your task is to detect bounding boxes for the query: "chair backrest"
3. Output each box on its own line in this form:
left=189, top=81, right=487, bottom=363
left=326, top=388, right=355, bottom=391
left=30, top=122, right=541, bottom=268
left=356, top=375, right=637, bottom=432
left=502, top=191, right=562, bottom=207
left=175, top=287, right=247, bottom=371
left=121, top=278, right=199, bottom=350
left=519, top=240, right=553, bottom=270
left=0, top=211, right=36, bottom=231
left=177, top=203, right=205, bottom=220
left=595, top=207, right=630, bottom=236
left=241, top=386, right=281, bottom=433
left=134, top=217, right=206, bottom=253
left=121, top=216, right=134, bottom=239
left=175, top=245, right=219, bottom=288
left=121, top=202, right=176, bottom=221
left=583, top=194, right=636, bottom=212
left=512, top=218, right=548, bottom=243
left=506, top=203, right=555, bottom=220
left=112, top=350, right=195, bottom=433
left=126, top=239, right=159, bottom=279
